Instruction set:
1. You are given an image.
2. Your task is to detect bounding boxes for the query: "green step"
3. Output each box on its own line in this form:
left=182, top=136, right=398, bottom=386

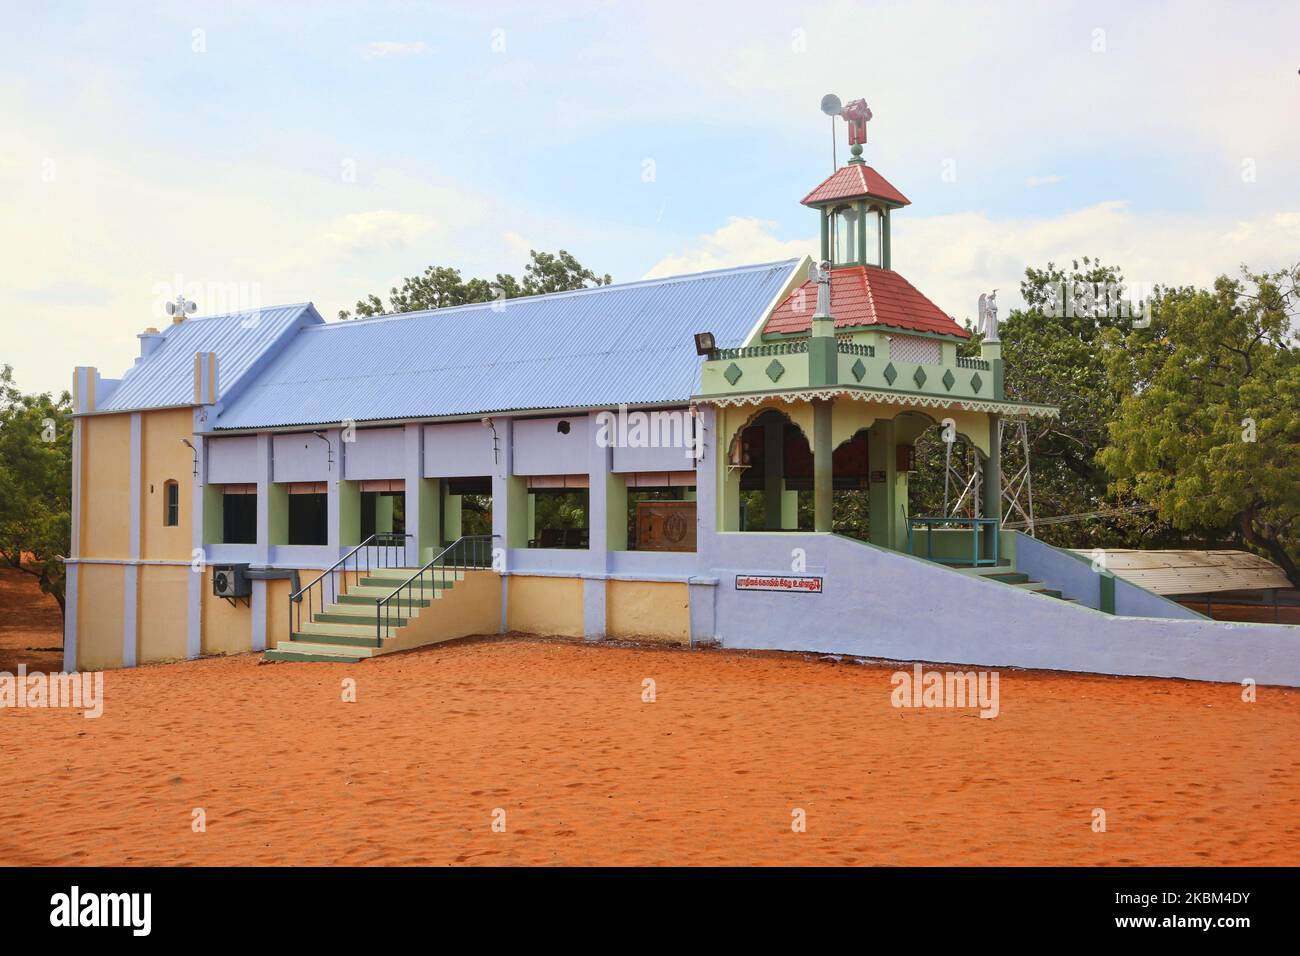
left=358, top=576, right=456, bottom=589
left=336, top=594, right=432, bottom=608
left=1033, top=588, right=1064, bottom=599
left=984, top=572, right=1029, bottom=584
left=265, top=648, right=366, bottom=663
left=291, top=631, right=381, bottom=647
left=315, top=611, right=409, bottom=627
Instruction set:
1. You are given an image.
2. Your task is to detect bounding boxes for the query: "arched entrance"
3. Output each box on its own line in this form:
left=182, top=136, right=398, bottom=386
left=725, top=407, right=812, bottom=531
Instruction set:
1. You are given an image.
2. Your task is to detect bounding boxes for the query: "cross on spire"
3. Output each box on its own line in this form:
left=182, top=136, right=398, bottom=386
left=839, top=98, right=872, bottom=161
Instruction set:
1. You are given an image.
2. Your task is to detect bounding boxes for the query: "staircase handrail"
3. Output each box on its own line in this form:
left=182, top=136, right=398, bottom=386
left=374, top=534, right=498, bottom=647
left=288, top=531, right=411, bottom=636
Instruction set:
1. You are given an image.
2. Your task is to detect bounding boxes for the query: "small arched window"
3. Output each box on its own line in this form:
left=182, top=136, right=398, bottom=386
left=163, top=480, right=180, bottom=527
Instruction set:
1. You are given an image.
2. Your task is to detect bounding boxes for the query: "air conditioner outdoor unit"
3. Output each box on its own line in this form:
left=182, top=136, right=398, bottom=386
left=212, top=564, right=251, bottom=599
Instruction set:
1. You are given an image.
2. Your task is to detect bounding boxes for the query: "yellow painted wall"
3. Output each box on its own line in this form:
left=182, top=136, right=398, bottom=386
left=77, top=564, right=124, bottom=670
left=265, top=578, right=295, bottom=651
left=201, top=568, right=253, bottom=656
left=141, top=407, right=195, bottom=561
left=385, top=570, right=502, bottom=652
left=507, top=575, right=584, bottom=638
left=137, top=564, right=189, bottom=663
left=606, top=580, right=690, bottom=645
left=81, top=414, right=131, bottom=558
left=197, top=570, right=307, bottom=655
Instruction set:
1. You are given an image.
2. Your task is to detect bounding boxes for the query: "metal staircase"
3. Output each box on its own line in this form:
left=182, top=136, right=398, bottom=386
left=266, top=534, right=497, bottom=663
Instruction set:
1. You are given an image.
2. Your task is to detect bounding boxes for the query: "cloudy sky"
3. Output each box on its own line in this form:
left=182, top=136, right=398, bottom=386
left=3, top=0, right=1298, bottom=396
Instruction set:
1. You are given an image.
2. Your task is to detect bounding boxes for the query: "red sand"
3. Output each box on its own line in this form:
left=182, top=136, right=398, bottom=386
left=0, top=565, right=63, bottom=675
left=2, top=621, right=1298, bottom=866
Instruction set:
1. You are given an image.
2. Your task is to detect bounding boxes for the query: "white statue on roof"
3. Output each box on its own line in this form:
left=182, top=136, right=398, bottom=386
left=809, top=259, right=832, bottom=319
left=977, top=289, right=999, bottom=343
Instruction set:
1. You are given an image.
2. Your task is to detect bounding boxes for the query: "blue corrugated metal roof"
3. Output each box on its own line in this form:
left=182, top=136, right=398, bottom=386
left=98, top=303, right=323, bottom=412
left=213, top=260, right=799, bottom=430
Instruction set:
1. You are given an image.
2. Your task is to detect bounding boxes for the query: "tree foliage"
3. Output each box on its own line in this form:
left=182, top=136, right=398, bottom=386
left=0, top=365, right=72, bottom=615
left=1098, top=265, right=1300, bottom=585
left=339, top=249, right=611, bottom=319
left=905, top=258, right=1165, bottom=548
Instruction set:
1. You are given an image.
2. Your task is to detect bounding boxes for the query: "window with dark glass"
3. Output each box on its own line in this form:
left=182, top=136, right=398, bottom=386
left=163, top=480, right=180, bottom=527
left=222, top=490, right=257, bottom=544
left=287, top=493, right=328, bottom=546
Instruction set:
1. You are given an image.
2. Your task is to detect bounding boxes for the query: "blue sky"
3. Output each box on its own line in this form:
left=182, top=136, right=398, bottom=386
left=3, top=0, right=1298, bottom=396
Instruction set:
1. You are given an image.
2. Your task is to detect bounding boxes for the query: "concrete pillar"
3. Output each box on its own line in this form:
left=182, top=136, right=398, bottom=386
left=813, top=399, right=833, bottom=533
left=402, top=423, right=438, bottom=566
left=983, top=414, right=1002, bottom=561
left=251, top=429, right=276, bottom=651
left=585, top=419, right=614, bottom=640
left=187, top=410, right=208, bottom=658
left=868, top=418, right=899, bottom=549
left=491, top=418, right=527, bottom=550
left=124, top=412, right=141, bottom=667
left=781, top=488, right=799, bottom=530
left=442, top=484, right=462, bottom=543
left=255, top=433, right=275, bottom=565
left=693, top=405, right=720, bottom=567
left=65, top=413, right=83, bottom=671
left=763, top=415, right=784, bottom=530
left=882, top=208, right=892, bottom=269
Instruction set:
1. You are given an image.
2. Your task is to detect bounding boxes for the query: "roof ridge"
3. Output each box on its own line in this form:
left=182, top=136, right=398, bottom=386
left=167, top=302, right=314, bottom=326
left=318, top=259, right=802, bottom=330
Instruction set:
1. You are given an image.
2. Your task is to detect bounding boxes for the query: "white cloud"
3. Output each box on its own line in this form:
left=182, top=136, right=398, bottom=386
left=319, top=211, right=438, bottom=256
left=1025, top=175, right=1063, bottom=188
left=644, top=217, right=810, bottom=278
left=362, top=41, right=428, bottom=59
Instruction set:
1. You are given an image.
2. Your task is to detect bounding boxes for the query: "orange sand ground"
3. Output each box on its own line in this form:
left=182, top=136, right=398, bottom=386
left=0, top=566, right=62, bottom=675
left=2, top=602, right=1299, bottom=865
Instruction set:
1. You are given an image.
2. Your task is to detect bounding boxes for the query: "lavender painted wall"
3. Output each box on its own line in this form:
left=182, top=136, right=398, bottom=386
left=512, top=415, right=589, bottom=475
left=272, top=433, right=331, bottom=482
left=1016, top=533, right=1204, bottom=620
left=423, top=421, right=496, bottom=477
left=342, top=427, right=406, bottom=481
left=1014, top=533, right=1102, bottom=606
left=1114, top=574, right=1206, bottom=619
left=608, top=550, right=698, bottom=580
left=609, top=407, right=698, bottom=473
left=207, top=435, right=260, bottom=484
left=708, top=532, right=1300, bottom=687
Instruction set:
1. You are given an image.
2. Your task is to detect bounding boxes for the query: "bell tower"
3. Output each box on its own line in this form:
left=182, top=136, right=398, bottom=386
left=804, top=97, right=910, bottom=270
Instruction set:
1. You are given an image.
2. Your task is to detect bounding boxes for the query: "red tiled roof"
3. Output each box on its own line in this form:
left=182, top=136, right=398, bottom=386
left=801, top=164, right=910, bottom=207
left=763, top=266, right=969, bottom=339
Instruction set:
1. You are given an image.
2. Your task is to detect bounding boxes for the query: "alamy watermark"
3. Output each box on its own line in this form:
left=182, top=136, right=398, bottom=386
left=0, top=665, right=103, bottom=718
left=594, top=404, right=701, bottom=460
left=890, top=663, right=999, bottom=718
left=1040, top=280, right=1156, bottom=328
left=151, top=273, right=264, bottom=326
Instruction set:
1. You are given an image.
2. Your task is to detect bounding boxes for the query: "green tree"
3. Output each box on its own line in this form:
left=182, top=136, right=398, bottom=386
left=909, top=257, right=1163, bottom=548
left=340, top=249, right=611, bottom=319
left=1098, top=265, right=1300, bottom=585
left=0, top=365, right=72, bottom=616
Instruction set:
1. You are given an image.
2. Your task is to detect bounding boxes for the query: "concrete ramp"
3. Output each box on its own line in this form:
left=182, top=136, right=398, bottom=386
left=705, top=532, right=1300, bottom=686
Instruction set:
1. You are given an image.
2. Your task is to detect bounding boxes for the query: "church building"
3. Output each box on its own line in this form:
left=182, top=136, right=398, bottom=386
left=64, top=103, right=1300, bottom=687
